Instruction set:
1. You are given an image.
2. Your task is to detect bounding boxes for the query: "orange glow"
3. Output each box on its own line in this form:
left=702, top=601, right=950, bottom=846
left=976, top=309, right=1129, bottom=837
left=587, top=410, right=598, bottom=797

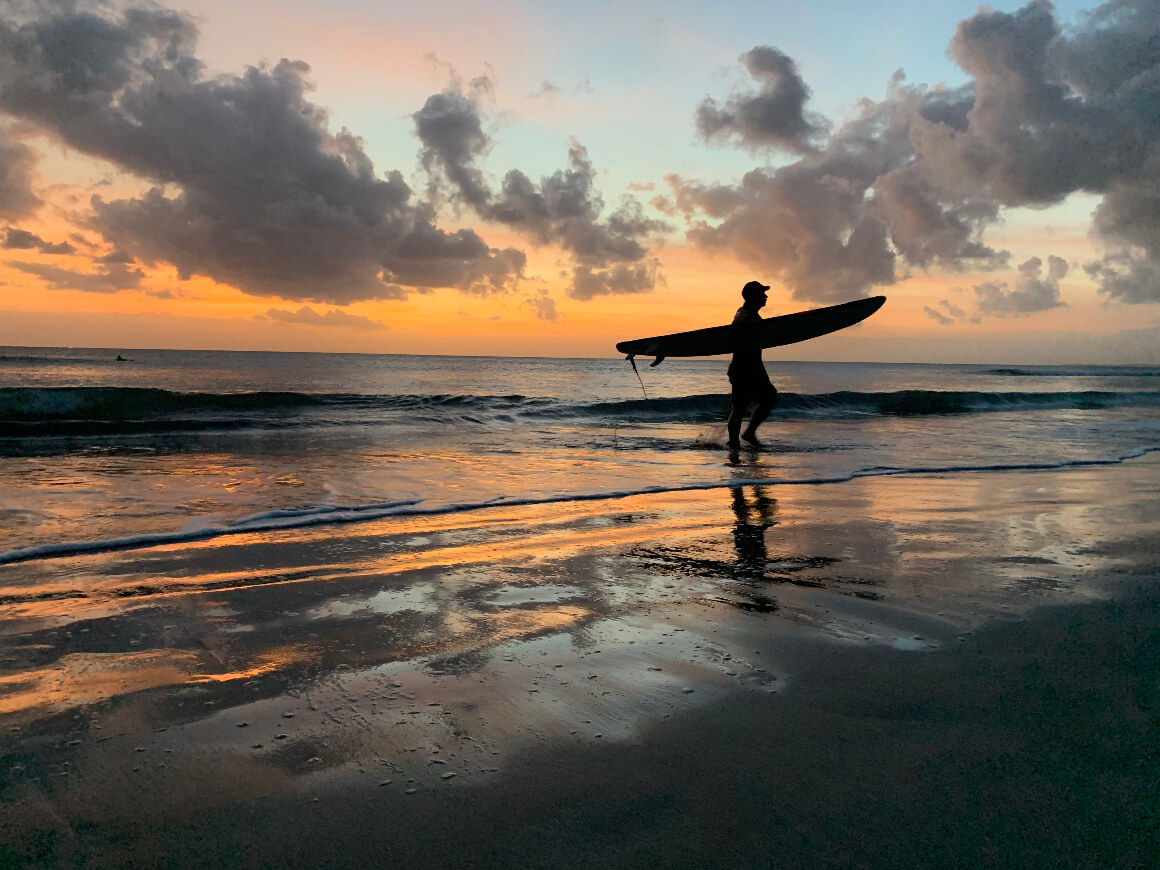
left=0, top=497, right=712, bottom=625
left=0, top=646, right=305, bottom=716
left=0, top=139, right=1146, bottom=360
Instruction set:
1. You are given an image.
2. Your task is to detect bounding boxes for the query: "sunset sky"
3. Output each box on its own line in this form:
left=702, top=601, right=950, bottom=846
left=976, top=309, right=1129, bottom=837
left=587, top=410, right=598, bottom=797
left=0, top=0, right=1158, bottom=362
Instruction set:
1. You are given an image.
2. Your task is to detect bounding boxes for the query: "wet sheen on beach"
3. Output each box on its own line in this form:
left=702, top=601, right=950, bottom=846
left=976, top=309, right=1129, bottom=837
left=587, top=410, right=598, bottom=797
left=3, top=351, right=1160, bottom=866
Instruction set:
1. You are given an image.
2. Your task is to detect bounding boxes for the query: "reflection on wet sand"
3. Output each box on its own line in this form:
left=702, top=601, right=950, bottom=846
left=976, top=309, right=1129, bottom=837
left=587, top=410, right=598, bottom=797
left=0, top=647, right=306, bottom=716
left=731, top=485, right=778, bottom=582
left=2, top=461, right=1159, bottom=842
left=0, top=500, right=708, bottom=625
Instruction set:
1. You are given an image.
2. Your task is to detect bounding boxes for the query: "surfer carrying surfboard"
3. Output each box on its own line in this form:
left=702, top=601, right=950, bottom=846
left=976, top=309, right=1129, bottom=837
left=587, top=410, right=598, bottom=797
left=727, top=281, right=779, bottom=449
left=616, top=288, right=884, bottom=445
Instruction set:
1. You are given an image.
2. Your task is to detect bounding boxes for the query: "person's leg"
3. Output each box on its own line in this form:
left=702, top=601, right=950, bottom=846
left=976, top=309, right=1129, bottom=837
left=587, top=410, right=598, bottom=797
left=741, top=384, right=778, bottom=445
left=727, top=384, right=748, bottom=448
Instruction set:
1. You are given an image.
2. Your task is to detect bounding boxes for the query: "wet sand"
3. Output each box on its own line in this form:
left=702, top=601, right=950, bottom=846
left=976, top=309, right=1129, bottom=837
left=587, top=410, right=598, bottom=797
left=3, top=455, right=1159, bottom=867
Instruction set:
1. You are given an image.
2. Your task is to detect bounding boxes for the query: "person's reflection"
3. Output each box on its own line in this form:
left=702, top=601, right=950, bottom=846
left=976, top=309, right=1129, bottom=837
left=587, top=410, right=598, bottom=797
left=731, top=485, right=777, bottom=582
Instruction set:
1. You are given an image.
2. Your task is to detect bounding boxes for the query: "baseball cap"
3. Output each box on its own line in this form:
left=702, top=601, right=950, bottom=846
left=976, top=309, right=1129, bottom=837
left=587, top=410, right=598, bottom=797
left=742, top=280, right=770, bottom=299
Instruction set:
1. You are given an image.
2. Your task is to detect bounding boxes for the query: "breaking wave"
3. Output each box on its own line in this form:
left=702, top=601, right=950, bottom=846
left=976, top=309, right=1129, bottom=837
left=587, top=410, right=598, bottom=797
left=2, top=445, right=1157, bottom=567
left=2, top=385, right=1159, bottom=437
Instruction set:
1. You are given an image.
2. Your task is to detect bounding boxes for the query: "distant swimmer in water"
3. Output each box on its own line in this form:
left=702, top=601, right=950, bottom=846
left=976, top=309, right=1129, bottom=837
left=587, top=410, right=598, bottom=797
left=115, top=354, right=127, bottom=361
left=726, top=280, right=778, bottom=450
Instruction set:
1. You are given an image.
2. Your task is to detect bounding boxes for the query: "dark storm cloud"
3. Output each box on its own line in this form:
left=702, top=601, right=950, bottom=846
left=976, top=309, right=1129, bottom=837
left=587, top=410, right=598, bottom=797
left=413, top=85, right=667, bottom=300
left=678, top=0, right=1160, bottom=305
left=0, top=125, right=39, bottom=218
left=12, top=260, right=144, bottom=293
left=696, top=47, right=829, bottom=154
left=0, top=1, right=524, bottom=304
left=974, top=255, right=1068, bottom=315
left=262, top=305, right=385, bottom=329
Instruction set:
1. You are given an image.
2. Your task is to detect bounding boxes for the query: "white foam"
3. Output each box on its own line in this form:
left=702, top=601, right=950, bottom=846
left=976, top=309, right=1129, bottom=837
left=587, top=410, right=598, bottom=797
left=1, top=446, right=1156, bottom=566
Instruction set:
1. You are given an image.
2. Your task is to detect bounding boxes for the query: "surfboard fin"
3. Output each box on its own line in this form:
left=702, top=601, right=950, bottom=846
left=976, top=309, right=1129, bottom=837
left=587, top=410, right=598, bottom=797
left=649, top=355, right=665, bottom=367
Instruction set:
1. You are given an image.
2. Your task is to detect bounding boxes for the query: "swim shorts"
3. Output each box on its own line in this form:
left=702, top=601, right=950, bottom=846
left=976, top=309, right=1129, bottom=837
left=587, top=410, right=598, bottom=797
left=728, top=364, right=778, bottom=407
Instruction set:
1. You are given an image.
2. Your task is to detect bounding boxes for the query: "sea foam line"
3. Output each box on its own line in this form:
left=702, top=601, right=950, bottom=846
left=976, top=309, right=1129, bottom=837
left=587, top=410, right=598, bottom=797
left=2, top=446, right=1157, bottom=567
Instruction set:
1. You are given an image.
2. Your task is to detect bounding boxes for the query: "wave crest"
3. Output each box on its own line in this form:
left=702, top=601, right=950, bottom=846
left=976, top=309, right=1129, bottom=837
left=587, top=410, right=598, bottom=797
left=2, top=386, right=1158, bottom=437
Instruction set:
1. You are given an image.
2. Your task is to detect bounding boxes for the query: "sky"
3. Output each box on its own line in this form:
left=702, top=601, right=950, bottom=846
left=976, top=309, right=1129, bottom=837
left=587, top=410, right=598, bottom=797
left=0, top=0, right=1158, bottom=363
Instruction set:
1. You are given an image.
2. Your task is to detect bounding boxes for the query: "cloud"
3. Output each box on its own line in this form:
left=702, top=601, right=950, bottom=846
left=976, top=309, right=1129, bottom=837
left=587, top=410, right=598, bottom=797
left=525, top=289, right=559, bottom=321
left=695, top=46, right=829, bottom=154
left=262, top=305, right=386, bottom=330
left=939, top=300, right=966, bottom=318
left=414, top=85, right=493, bottom=210
left=12, top=261, right=144, bottom=293
left=673, top=0, right=1160, bottom=304
left=1084, top=251, right=1160, bottom=303
left=413, top=84, right=668, bottom=300
left=0, top=124, right=39, bottom=218
left=569, top=260, right=660, bottom=301
left=97, top=248, right=134, bottom=264
left=0, top=2, right=524, bottom=305
left=668, top=79, right=1006, bottom=302
left=3, top=227, right=40, bottom=249
left=974, top=255, right=1068, bottom=316
left=3, top=226, right=74, bottom=254
left=924, top=306, right=954, bottom=325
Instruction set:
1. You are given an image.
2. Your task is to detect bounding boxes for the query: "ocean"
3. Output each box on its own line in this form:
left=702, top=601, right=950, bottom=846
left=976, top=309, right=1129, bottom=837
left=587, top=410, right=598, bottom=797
left=6, top=345, right=1160, bottom=865
left=3, top=346, right=1159, bottom=564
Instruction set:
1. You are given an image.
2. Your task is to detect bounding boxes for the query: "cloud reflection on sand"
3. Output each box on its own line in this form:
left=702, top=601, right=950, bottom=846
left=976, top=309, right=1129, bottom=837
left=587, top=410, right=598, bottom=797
left=1, top=461, right=1157, bottom=804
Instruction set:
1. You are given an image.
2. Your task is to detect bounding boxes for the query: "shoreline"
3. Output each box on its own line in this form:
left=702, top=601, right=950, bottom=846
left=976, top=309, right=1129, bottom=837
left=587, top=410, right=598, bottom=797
left=2, top=458, right=1159, bottom=867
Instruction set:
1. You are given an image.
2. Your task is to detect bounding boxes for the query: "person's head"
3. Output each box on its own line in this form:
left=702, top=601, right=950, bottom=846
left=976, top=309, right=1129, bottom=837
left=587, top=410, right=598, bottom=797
left=741, top=280, right=769, bottom=309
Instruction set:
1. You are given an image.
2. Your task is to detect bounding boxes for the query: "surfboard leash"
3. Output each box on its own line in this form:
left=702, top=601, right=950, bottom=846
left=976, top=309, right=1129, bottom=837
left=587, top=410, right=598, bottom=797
left=626, top=354, right=649, bottom=401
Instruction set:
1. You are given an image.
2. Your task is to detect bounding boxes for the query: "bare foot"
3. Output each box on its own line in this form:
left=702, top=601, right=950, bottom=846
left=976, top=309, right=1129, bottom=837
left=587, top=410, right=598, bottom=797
left=741, top=432, right=761, bottom=448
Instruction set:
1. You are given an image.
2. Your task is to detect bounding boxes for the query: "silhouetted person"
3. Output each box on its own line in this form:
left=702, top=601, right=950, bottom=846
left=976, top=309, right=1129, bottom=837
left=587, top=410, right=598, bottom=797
left=727, top=280, right=779, bottom=449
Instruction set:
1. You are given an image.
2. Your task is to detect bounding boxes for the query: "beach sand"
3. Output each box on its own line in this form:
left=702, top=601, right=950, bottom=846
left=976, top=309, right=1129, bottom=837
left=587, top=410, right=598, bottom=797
left=2, top=455, right=1159, bottom=867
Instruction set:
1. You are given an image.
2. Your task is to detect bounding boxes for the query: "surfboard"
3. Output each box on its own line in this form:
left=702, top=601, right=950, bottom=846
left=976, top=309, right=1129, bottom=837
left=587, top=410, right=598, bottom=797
left=616, top=296, right=886, bottom=365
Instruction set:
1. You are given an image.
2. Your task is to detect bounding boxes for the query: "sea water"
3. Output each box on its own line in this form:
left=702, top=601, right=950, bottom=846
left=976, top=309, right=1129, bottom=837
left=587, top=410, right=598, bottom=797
left=2, top=347, right=1159, bottom=562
